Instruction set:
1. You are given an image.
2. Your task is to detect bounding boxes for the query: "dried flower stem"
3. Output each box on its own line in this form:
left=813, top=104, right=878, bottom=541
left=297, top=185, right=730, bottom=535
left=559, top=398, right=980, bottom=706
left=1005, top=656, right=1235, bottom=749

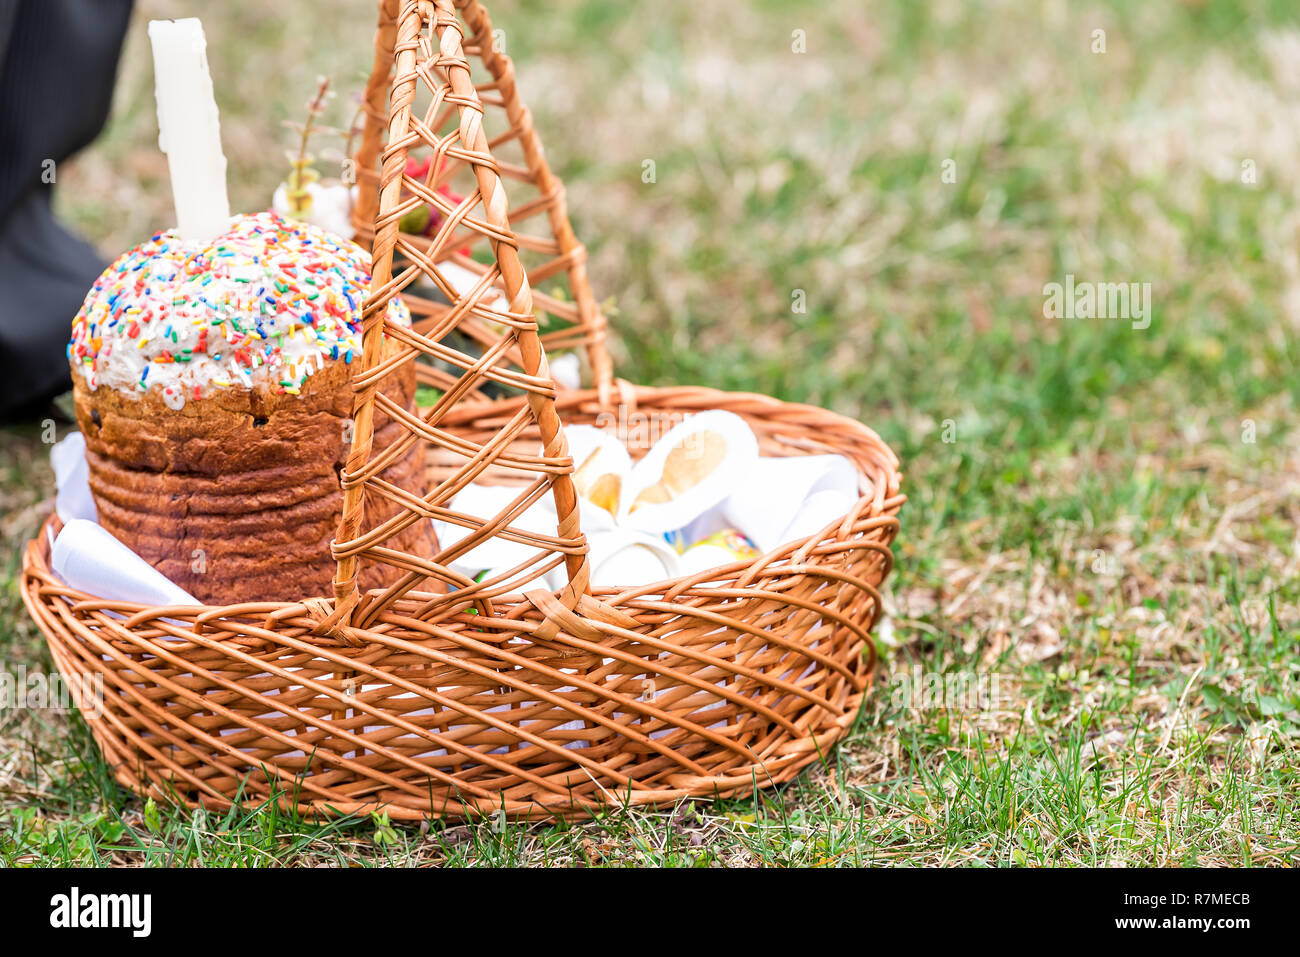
left=285, top=76, right=332, bottom=216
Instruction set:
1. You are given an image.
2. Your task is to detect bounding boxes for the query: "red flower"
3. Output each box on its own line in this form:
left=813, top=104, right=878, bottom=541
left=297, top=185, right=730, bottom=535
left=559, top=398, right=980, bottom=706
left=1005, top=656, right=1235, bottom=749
left=401, top=155, right=470, bottom=254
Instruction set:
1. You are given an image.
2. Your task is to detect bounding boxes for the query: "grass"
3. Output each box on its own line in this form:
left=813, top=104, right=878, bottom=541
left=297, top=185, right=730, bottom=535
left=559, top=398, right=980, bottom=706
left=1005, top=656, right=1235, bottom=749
left=2, top=0, right=1299, bottom=866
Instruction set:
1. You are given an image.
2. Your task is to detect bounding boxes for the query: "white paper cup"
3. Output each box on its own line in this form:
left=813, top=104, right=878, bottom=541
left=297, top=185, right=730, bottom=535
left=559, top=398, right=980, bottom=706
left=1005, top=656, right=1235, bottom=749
left=622, top=410, right=759, bottom=535
left=723, top=454, right=863, bottom=551
left=565, top=424, right=632, bottom=518
left=587, top=529, right=682, bottom=588
left=779, top=488, right=859, bottom=545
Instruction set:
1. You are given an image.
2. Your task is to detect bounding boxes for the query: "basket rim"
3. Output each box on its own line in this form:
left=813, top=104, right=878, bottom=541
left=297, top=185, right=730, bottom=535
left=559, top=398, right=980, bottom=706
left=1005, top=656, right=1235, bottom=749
left=22, top=382, right=904, bottom=625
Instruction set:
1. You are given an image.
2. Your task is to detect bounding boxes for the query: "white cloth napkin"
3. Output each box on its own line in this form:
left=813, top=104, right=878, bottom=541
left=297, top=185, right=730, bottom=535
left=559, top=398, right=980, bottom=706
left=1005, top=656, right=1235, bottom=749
left=49, top=434, right=200, bottom=605
left=51, top=432, right=97, bottom=524
left=52, top=519, right=200, bottom=606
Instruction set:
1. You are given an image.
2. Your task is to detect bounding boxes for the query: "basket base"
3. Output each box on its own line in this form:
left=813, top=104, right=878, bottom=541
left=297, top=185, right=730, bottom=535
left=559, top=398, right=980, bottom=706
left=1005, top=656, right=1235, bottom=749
left=22, top=384, right=902, bottom=821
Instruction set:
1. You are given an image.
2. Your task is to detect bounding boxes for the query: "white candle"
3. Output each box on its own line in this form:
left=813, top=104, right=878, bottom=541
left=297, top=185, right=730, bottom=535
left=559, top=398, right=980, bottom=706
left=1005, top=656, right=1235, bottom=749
left=147, top=18, right=231, bottom=244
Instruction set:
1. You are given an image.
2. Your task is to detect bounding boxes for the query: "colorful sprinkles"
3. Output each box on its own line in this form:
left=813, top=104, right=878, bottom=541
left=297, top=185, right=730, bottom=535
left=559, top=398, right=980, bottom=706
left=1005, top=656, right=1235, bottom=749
left=68, top=210, right=410, bottom=410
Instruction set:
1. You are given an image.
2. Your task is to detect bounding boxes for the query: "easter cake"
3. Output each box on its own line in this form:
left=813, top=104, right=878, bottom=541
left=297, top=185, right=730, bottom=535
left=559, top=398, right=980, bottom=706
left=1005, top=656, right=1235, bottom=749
left=68, top=211, right=436, bottom=604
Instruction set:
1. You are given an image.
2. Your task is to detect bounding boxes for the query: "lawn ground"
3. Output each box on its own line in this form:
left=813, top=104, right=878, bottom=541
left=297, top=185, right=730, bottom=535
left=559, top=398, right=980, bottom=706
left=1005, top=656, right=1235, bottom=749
left=2, top=0, right=1298, bottom=866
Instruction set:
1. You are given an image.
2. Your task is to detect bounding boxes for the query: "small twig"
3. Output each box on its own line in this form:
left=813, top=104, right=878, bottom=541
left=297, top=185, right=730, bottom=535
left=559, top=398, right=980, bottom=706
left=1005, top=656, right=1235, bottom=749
left=285, top=76, right=332, bottom=216
left=342, top=99, right=366, bottom=176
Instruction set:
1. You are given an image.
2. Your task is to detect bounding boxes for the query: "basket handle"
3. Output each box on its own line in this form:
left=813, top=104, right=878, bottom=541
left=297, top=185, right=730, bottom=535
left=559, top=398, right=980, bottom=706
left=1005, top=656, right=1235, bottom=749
left=332, top=0, right=601, bottom=628
left=352, top=0, right=615, bottom=404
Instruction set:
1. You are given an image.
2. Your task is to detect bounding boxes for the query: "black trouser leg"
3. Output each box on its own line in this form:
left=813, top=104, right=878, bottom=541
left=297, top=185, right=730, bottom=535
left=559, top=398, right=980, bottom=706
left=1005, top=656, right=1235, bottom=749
left=0, top=0, right=134, bottom=420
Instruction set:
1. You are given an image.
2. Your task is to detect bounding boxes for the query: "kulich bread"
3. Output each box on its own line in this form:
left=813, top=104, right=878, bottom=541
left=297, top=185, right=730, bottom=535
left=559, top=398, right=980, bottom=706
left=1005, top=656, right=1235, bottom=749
left=68, top=211, right=437, bottom=605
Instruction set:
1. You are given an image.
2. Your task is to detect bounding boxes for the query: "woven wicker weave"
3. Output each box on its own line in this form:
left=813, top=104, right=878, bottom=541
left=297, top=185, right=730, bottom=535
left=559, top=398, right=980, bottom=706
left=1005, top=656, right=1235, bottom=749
left=20, top=0, right=904, bottom=821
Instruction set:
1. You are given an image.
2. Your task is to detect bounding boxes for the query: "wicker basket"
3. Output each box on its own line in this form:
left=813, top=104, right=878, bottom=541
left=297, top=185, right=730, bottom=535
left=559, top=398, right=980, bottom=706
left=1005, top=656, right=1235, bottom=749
left=20, top=0, right=904, bottom=821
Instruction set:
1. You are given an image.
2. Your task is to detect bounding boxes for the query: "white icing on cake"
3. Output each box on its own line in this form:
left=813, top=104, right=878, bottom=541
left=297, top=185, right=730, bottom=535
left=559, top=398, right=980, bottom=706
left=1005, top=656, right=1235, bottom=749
left=69, top=210, right=409, bottom=409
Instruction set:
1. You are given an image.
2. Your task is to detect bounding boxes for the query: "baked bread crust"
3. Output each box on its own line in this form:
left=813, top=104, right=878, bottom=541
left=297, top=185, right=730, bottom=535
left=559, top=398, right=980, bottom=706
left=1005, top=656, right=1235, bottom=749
left=74, top=348, right=438, bottom=605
